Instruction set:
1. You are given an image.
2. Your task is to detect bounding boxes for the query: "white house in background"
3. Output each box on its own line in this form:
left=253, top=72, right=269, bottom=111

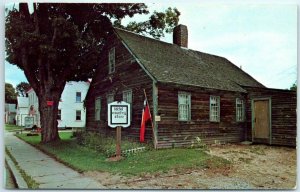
left=4, top=103, right=16, bottom=124
left=26, top=81, right=90, bottom=129
left=15, top=97, right=29, bottom=126
left=58, top=81, right=90, bottom=128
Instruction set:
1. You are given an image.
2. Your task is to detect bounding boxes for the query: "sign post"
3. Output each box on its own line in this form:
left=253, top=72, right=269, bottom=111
left=107, top=101, right=131, bottom=161
left=116, top=126, right=122, bottom=158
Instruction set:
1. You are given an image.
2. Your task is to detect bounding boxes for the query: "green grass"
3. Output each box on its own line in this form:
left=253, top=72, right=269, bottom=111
left=5, top=124, right=23, bottom=132
left=17, top=132, right=230, bottom=176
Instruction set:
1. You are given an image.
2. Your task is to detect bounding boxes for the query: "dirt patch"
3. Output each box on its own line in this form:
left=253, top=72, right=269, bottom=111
left=208, top=144, right=296, bottom=189
left=84, top=144, right=296, bottom=189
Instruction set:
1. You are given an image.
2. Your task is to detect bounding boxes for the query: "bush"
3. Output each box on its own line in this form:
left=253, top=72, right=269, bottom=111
left=184, top=136, right=208, bottom=151
left=74, top=131, right=150, bottom=157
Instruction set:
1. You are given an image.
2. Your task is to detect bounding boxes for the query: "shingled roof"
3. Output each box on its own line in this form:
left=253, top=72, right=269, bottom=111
left=114, top=28, right=265, bottom=92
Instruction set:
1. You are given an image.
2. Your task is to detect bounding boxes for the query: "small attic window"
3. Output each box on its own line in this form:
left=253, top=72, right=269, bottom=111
left=108, top=47, right=115, bottom=74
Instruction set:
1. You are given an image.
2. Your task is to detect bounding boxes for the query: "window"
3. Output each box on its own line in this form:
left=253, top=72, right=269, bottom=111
left=210, top=96, right=220, bottom=122
left=95, top=97, right=101, bottom=121
left=76, top=110, right=81, bottom=121
left=76, top=92, right=81, bottom=102
left=236, top=98, right=245, bottom=122
left=123, top=90, right=132, bottom=104
left=178, top=92, right=191, bottom=121
left=123, top=90, right=133, bottom=120
left=107, top=93, right=114, bottom=104
left=108, top=47, right=115, bottom=74
left=57, top=110, right=61, bottom=120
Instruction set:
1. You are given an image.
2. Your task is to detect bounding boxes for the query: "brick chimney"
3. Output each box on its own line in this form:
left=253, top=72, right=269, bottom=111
left=173, top=24, right=188, bottom=48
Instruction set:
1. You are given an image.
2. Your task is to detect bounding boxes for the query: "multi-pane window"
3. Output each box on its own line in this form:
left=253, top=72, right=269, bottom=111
left=76, top=110, right=81, bottom=121
left=76, top=92, right=81, bottom=102
left=123, top=90, right=132, bottom=104
left=108, top=47, right=115, bottom=74
left=107, top=93, right=114, bottom=104
left=57, top=110, right=61, bottom=120
left=236, top=98, right=245, bottom=122
left=95, top=97, right=101, bottom=121
left=123, top=90, right=133, bottom=120
left=178, top=92, right=191, bottom=121
left=210, top=96, right=220, bottom=122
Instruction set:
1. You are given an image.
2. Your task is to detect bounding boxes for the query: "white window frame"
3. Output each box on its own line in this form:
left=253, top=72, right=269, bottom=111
left=123, top=89, right=133, bottom=121
left=106, top=93, right=114, bottom=104
left=236, top=98, right=245, bottom=122
left=210, top=96, right=220, bottom=122
left=178, top=91, right=191, bottom=121
left=76, top=110, right=81, bottom=121
left=123, top=90, right=132, bottom=104
left=76, top=92, right=81, bottom=103
left=108, top=47, right=115, bottom=74
left=95, top=97, right=101, bottom=121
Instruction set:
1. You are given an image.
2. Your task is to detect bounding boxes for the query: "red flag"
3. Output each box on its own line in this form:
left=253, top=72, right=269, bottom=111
left=140, top=99, right=151, bottom=142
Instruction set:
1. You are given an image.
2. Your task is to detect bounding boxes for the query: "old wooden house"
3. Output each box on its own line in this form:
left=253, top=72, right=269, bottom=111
left=85, top=25, right=296, bottom=148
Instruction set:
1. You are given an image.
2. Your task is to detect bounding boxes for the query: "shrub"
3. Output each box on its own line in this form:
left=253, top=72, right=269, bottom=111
left=74, top=132, right=150, bottom=157
left=185, top=136, right=208, bottom=151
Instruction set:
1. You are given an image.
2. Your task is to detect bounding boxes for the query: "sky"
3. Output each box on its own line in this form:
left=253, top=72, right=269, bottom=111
left=3, top=1, right=298, bottom=90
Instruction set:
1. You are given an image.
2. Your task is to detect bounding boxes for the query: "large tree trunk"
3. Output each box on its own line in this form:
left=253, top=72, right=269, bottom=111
left=38, top=87, right=64, bottom=143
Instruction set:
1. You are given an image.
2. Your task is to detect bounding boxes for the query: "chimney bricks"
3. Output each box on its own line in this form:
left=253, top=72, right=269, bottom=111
left=173, top=24, right=188, bottom=48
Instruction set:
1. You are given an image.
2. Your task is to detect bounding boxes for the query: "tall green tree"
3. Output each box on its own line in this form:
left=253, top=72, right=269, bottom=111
left=5, top=3, right=180, bottom=143
left=16, top=82, right=30, bottom=97
left=5, top=83, right=18, bottom=103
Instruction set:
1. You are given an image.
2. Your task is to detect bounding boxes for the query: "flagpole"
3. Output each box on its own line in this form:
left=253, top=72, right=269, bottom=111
left=143, top=89, right=157, bottom=149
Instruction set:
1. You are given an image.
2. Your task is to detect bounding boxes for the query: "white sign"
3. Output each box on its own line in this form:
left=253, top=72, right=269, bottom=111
left=155, top=115, right=161, bottom=122
left=108, top=101, right=131, bottom=128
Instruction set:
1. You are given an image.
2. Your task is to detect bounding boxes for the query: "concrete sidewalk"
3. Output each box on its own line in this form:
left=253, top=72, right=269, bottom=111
left=5, top=132, right=106, bottom=189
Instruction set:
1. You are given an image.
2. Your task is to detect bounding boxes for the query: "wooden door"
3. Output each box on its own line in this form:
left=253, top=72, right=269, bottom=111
left=253, top=100, right=270, bottom=142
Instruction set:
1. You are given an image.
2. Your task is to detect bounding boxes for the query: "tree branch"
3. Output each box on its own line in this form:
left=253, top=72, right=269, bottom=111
left=33, top=3, right=40, bottom=34
left=21, top=48, right=39, bottom=93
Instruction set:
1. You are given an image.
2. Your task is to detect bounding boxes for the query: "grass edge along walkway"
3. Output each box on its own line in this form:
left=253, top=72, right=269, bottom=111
left=16, top=132, right=231, bottom=176
left=5, top=147, right=39, bottom=189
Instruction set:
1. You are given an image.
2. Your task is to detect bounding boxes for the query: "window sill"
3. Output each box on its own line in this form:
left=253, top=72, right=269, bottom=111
left=75, top=120, right=82, bottom=122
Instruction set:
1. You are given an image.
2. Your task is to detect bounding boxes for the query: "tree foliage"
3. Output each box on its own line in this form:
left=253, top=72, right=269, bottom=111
left=5, top=83, right=18, bottom=103
left=5, top=3, right=180, bottom=143
left=16, top=82, right=30, bottom=97
left=6, top=3, right=180, bottom=92
left=290, top=83, right=297, bottom=91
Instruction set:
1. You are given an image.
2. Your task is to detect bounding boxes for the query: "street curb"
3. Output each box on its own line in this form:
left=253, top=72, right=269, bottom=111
left=5, top=154, right=28, bottom=189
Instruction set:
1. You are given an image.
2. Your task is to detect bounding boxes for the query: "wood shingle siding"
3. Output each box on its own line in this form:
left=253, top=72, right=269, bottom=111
left=155, top=84, right=247, bottom=148
left=85, top=33, right=154, bottom=140
left=244, top=87, right=296, bottom=146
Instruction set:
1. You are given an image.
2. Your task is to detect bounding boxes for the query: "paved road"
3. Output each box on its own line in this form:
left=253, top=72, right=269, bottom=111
left=4, top=132, right=106, bottom=189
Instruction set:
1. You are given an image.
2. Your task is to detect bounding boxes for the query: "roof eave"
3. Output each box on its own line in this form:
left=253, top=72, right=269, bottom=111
left=157, top=81, right=247, bottom=93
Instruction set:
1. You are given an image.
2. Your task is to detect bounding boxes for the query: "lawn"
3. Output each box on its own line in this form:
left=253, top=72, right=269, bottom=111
left=5, top=124, right=23, bottom=132
left=16, top=132, right=230, bottom=176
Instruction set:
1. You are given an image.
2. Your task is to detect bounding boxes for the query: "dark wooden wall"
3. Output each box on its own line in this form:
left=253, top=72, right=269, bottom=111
left=244, top=87, right=296, bottom=146
left=155, top=83, right=247, bottom=148
left=85, top=32, right=154, bottom=141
